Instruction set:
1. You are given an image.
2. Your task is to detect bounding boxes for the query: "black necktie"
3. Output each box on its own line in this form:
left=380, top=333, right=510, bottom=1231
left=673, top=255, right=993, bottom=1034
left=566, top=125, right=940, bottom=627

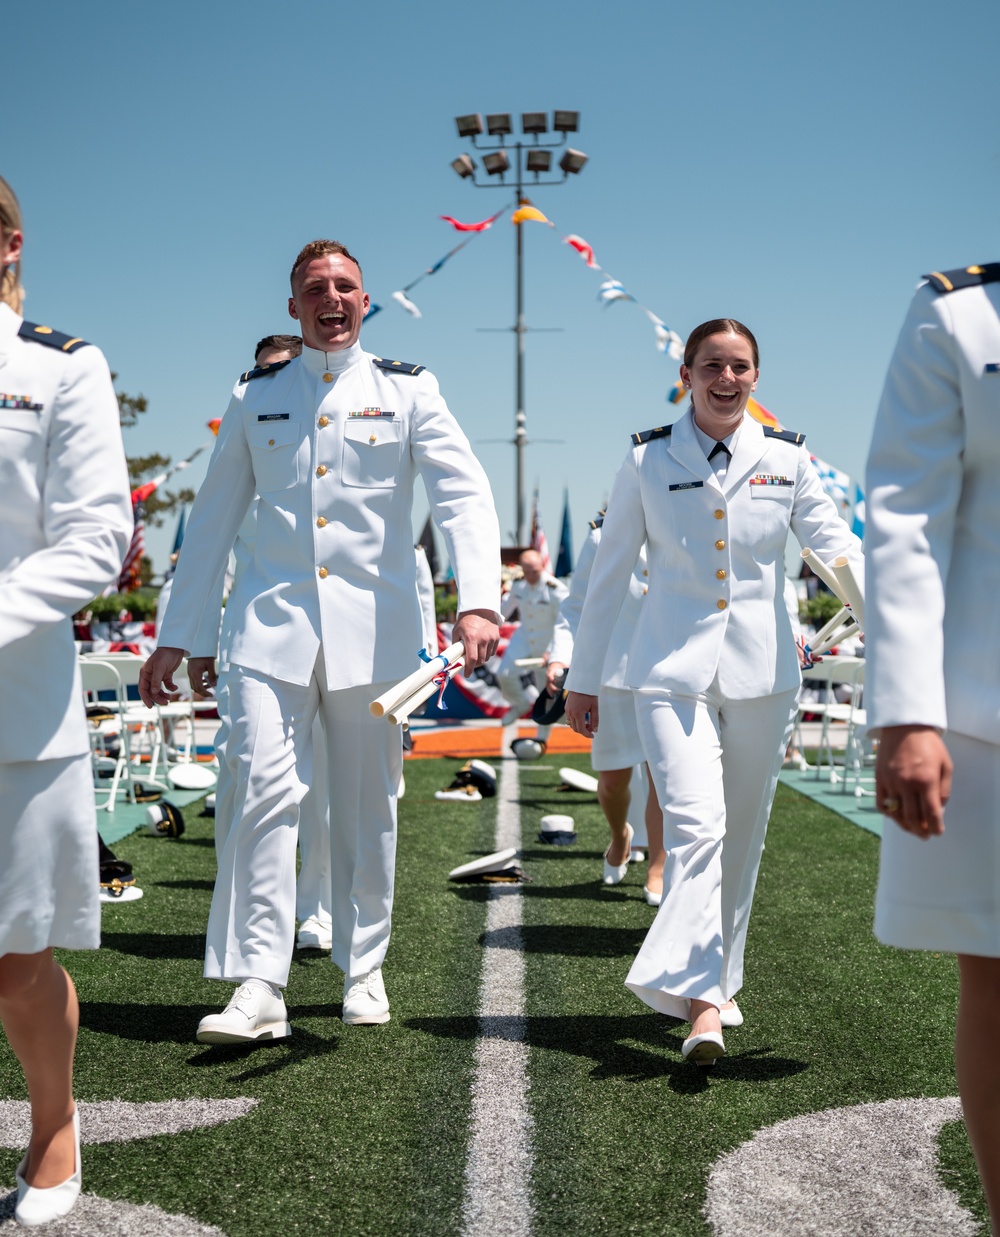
left=709, top=440, right=731, bottom=461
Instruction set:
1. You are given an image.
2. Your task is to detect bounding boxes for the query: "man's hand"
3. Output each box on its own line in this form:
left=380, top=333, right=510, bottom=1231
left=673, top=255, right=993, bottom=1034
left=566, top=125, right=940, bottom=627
left=875, top=724, right=953, bottom=839
left=546, top=660, right=568, bottom=694
left=139, top=647, right=185, bottom=707
left=565, top=691, right=599, bottom=738
left=454, top=610, right=500, bottom=676
left=187, top=657, right=218, bottom=696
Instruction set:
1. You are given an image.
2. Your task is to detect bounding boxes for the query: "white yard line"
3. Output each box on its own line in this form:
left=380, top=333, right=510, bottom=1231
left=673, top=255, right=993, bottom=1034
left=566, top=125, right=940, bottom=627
left=460, top=756, right=534, bottom=1237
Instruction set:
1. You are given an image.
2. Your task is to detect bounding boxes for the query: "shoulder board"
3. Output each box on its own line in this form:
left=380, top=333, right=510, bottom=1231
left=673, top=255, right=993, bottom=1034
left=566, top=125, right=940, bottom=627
left=239, top=358, right=292, bottom=384
left=545, top=578, right=559, bottom=588
left=589, top=516, right=605, bottom=530
left=373, top=356, right=425, bottom=376
left=923, top=263, right=1000, bottom=294
left=631, top=424, right=672, bottom=447
left=18, top=320, right=89, bottom=353
left=763, top=427, right=806, bottom=445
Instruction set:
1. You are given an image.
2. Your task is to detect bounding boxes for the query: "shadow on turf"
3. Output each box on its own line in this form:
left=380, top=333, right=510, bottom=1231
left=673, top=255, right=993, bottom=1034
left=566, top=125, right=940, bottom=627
left=479, top=923, right=646, bottom=958
left=100, top=932, right=206, bottom=960
left=407, top=1013, right=807, bottom=1094
left=451, top=878, right=635, bottom=905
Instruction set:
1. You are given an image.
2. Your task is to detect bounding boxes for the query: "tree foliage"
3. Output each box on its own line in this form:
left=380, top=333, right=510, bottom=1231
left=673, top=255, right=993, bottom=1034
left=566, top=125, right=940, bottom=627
left=113, top=374, right=194, bottom=527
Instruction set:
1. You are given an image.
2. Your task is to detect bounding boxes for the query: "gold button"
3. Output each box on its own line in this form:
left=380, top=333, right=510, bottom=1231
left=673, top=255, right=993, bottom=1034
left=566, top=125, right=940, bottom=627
left=318, top=416, right=329, bottom=428
left=323, top=373, right=333, bottom=383
left=268, top=438, right=275, bottom=446
left=717, top=599, right=727, bottom=610
left=317, top=516, right=328, bottom=528
left=318, top=566, right=329, bottom=578
left=716, top=569, right=727, bottom=580
left=714, top=509, right=725, bottom=520
left=643, top=569, right=648, bottom=577
left=642, top=587, right=648, bottom=595
left=715, top=539, right=726, bottom=550
left=316, top=465, right=327, bottom=477
left=369, top=434, right=377, bottom=444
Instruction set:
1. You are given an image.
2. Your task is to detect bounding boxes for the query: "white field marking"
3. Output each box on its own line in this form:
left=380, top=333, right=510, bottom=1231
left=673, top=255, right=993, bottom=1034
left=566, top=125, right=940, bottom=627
left=461, top=756, right=534, bottom=1237
left=705, top=1096, right=977, bottom=1236
left=0, top=1098, right=258, bottom=1147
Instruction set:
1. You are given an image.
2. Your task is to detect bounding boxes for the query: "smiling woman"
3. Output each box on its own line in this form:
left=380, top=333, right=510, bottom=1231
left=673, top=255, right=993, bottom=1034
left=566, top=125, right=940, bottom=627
left=564, top=317, right=864, bottom=1068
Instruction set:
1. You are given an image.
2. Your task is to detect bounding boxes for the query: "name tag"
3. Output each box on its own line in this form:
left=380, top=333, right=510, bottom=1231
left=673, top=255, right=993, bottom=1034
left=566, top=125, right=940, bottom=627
left=669, top=481, right=703, bottom=491
left=349, top=407, right=395, bottom=418
left=258, top=413, right=289, bottom=422
left=0, top=394, right=43, bottom=412
left=986, top=363, right=1000, bottom=374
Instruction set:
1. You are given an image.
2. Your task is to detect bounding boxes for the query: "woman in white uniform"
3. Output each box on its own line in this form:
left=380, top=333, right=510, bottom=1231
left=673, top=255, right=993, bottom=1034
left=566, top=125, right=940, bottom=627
left=0, top=177, right=132, bottom=1224
left=566, top=319, right=863, bottom=1065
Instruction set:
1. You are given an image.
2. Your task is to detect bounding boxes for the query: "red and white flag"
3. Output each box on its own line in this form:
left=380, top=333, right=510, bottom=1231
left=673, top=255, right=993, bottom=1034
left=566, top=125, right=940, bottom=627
left=439, top=208, right=505, bottom=233
left=565, top=234, right=598, bottom=268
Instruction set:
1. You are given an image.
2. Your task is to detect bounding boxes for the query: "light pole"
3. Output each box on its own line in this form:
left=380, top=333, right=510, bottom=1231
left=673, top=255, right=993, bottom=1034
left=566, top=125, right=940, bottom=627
left=451, top=111, right=588, bottom=545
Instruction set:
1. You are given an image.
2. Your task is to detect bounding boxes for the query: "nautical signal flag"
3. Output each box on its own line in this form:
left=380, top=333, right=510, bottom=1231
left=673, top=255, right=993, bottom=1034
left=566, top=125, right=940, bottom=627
left=565, top=234, right=597, bottom=268
left=511, top=203, right=552, bottom=226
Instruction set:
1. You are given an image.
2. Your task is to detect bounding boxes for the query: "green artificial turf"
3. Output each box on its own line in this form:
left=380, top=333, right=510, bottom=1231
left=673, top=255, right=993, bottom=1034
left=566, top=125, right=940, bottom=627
left=0, top=756, right=987, bottom=1234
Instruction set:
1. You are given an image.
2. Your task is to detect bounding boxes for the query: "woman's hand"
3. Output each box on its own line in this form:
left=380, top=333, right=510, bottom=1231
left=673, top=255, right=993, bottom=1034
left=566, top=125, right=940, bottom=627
left=565, top=691, right=599, bottom=738
left=875, top=725, right=952, bottom=838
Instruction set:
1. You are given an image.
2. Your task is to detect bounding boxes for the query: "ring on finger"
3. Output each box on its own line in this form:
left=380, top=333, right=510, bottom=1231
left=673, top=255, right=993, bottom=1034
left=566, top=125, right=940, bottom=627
left=881, top=796, right=901, bottom=814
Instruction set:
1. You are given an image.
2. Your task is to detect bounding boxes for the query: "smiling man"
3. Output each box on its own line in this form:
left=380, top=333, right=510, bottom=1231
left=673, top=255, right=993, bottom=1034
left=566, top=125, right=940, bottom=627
left=141, top=239, right=501, bottom=1040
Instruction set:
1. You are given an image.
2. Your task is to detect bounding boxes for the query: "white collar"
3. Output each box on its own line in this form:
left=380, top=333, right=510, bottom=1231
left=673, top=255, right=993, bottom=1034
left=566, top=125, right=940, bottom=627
left=299, top=340, right=364, bottom=376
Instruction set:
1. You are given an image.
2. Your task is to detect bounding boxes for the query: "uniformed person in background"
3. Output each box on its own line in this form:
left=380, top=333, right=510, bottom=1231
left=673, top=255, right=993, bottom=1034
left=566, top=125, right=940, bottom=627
left=566, top=318, right=863, bottom=1066
left=141, top=239, right=501, bottom=1040
left=866, top=260, right=1000, bottom=1232
left=0, top=175, right=132, bottom=1225
left=497, top=548, right=569, bottom=740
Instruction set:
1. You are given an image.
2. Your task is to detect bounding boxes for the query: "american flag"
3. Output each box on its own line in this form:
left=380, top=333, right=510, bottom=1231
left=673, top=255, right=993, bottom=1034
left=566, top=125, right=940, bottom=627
left=529, top=492, right=552, bottom=573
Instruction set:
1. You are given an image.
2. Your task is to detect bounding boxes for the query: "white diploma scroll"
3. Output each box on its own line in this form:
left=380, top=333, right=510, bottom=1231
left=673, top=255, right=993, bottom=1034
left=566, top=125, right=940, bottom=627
left=831, top=556, right=865, bottom=630
left=810, top=619, right=858, bottom=656
left=385, top=657, right=466, bottom=726
left=370, top=641, right=464, bottom=718
left=810, top=605, right=851, bottom=649
left=513, top=657, right=546, bottom=668
left=800, top=548, right=850, bottom=606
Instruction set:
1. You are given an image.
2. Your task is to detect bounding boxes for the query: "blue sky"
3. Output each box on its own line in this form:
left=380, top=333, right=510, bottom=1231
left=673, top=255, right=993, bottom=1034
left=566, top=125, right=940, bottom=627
left=5, top=0, right=998, bottom=573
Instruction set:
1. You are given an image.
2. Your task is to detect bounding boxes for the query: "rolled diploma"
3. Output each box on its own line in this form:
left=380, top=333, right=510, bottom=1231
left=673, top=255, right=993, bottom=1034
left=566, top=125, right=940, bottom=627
left=810, top=619, right=858, bottom=656
left=810, top=605, right=851, bottom=648
left=832, top=556, right=865, bottom=629
left=800, top=548, right=849, bottom=606
left=386, top=657, right=466, bottom=726
left=370, top=641, right=464, bottom=717
left=514, top=657, right=545, bottom=668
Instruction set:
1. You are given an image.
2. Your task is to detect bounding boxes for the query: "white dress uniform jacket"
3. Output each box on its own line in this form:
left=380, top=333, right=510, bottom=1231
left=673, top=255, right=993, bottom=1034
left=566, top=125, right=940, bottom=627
left=500, top=572, right=569, bottom=657
left=866, top=267, right=1000, bottom=742
left=159, top=342, right=501, bottom=683
left=567, top=408, right=863, bottom=700
left=0, top=305, right=132, bottom=761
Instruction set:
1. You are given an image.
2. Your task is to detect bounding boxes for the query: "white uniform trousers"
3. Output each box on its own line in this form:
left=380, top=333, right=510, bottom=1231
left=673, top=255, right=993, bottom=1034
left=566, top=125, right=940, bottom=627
left=497, top=627, right=548, bottom=717
left=212, top=680, right=332, bottom=930
left=205, top=663, right=401, bottom=987
left=876, top=731, right=1000, bottom=957
left=626, top=683, right=798, bottom=1018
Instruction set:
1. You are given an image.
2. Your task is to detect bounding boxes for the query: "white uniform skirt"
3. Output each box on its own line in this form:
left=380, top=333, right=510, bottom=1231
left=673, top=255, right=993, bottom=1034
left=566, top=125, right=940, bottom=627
left=0, top=756, right=100, bottom=955
left=591, top=686, right=644, bottom=771
left=875, top=731, right=1000, bottom=956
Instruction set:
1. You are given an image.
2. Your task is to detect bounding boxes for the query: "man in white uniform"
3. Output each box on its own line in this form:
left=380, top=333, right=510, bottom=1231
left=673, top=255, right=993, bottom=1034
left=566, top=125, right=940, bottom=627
left=866, top=261, right=1000, bottom=1231
left=497, top=549, right=569, bottom=732
left=142, top=240, right=500, bottom=1039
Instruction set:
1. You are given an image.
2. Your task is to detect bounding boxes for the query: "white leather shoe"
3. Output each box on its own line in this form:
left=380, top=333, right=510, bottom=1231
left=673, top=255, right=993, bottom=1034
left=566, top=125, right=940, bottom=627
left=630, top=848, right=646, bottom=863
left=602, top=823, right=634, bottom=885
left=342, top=968, right=391, bottom=1025
left=15, top=1107, right=81, bottom=1227
left=681, top=1031, right=726, bottom=1066
left=642, top=885, right=662, bottom=907
left=297, top=915, right=333, bottom=951
left=719, top=1000, right=744, bottom=1028
left=196, top=982, right=291, bottom=1044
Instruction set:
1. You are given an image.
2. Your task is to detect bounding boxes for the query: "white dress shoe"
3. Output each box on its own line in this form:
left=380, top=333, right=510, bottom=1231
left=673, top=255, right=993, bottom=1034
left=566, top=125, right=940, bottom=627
left=681, top=1030, right=726, bottom=1066
left=297, top=915, right=333, bottom=951
left=342, top=968, right=390, bottom=1025
left=15, top=1107, right=81, bottom=1227
left=642, top=885, right=662, bottom=907
left=719, top=1000, right=744, bottom=1028
left=196, top=981, right=291, bottom=1044
left=602, top=823, right=634, bottom=885
left=630, top=848, right=646, bottom=864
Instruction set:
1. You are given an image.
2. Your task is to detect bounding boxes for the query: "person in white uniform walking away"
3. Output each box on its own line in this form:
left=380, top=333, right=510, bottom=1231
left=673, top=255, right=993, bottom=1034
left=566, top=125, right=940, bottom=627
left=0, top=175, right=132, bottom=1225
left=566, top=318, right=863, bottom=1066
left=866, top=260, right=1000, bottom=1233
left=141, top=239, right=501, bottom=1040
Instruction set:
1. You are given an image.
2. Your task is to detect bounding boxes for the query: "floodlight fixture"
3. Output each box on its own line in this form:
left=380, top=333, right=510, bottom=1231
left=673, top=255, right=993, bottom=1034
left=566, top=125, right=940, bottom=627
left=553, top=110, right=580, bottom=133
left=486, top=112, right=513, bottom=136
left=526, top=149, right=552, bottom=174
left=455, top=113, right=484, bottom=138
left=521, top=111, right=547, bottom=135
left=482, top=150, right=510, bottom=176
left=559, top=148, right=588, bottom=175
left=451, top=154, right=476, bottom=179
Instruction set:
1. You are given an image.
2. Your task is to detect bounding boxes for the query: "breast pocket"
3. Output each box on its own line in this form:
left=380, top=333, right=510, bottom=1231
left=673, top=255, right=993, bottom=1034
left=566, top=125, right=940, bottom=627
left=247, top=419, right=302, bottom=492
left=342, top=419, right=403, bottom=489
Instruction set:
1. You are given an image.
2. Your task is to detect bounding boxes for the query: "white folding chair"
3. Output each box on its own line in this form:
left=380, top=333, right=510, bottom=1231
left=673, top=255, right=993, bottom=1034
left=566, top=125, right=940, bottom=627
left=80, top=658, right=147, bottom=811
left=793, top=655, right=865, bottom=782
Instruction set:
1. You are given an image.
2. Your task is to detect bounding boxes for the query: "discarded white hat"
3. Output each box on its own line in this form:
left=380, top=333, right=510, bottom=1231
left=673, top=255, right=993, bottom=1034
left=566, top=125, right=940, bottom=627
left=435, top=759, right=497, bottom=802
left=559, top=767, right=599, bottom=793
left=538, top=814, right=577, bottom=846
left=511, top=737, right=546, bottom=761
left=146, top=800, right=185, bottom=838
left=448, top=847, right=526, bottom=882
left=167, top=763, right=217, bottom=791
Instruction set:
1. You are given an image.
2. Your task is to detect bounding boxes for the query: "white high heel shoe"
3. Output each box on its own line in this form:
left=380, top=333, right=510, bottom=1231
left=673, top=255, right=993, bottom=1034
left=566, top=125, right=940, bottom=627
left=15, top=1106, right=81, bottom=1227
left=602, top=823, right=634, bottom=885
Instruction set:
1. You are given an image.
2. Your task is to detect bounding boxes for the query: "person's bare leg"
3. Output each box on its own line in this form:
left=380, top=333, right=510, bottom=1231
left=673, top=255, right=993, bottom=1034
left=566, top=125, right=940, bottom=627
left=689, top=997, right=722, bottom=1038
left=598, top=767, right=632, bottom=866
left=956, top=953, right=1000, bottom=1235
left=0, top=950, right=79, bottom=1187
left=644, top=765, right=665, bottom=895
